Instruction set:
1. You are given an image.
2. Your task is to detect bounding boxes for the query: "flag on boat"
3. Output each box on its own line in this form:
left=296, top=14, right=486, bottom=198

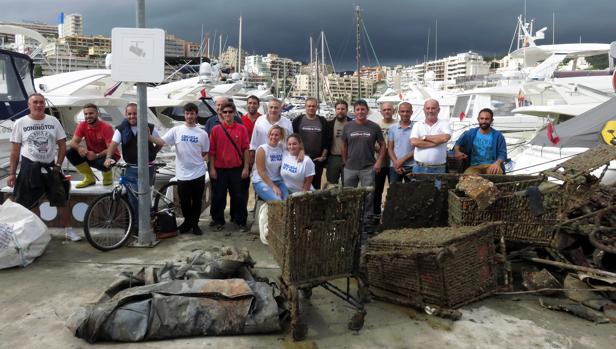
left=546, top=121, right=560, bottom=145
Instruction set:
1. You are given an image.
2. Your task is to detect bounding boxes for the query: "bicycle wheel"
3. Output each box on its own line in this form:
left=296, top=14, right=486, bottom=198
left=84, top=193, right=133, bottom=251
left=154, top=181, right=182, bottom=219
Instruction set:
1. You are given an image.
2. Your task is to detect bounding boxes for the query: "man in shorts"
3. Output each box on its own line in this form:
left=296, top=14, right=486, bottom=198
left=8, top=93, right=79, bottom=241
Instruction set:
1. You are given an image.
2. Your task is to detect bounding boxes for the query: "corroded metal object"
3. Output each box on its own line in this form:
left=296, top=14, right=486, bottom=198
left=365, top=223, right=499, bottom=309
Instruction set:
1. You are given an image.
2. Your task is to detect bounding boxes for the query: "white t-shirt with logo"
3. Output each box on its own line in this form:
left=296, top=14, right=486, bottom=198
left=249, top=116, right=293, bottom=151
left=251, top=143, right=284, bottom=183
left=281, top=152, right=316, bottom=193
left=162, top=125, right=210, bottom=180
left=410, top=119, right=451, bottom=165
left=10, top=115, right=67, bottom=163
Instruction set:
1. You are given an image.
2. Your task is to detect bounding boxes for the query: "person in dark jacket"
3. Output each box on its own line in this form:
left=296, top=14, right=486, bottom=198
left=104, top=103, right=163, bottom=218
left=291, top=97, right=330, bottom=190
left=453, top=108, right=507, bottom=174
left=326, top=100, right=352, bottom=185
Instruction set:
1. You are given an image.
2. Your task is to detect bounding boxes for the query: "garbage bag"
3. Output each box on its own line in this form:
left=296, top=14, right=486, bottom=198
left=0, top=199, right=50, bottom=269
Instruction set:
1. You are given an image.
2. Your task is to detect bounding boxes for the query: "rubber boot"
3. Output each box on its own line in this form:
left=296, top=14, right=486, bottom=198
left=75, top=162, right=96, bottom=188
left=102, top=171, right=113, bottom=186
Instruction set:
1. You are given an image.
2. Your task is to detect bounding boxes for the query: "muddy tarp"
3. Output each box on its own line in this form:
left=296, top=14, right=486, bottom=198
left=67, top=247, right=283, bottom=343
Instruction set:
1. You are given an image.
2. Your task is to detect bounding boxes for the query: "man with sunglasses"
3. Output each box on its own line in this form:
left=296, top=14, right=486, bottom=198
left=208, top=102, right=250, bottom=232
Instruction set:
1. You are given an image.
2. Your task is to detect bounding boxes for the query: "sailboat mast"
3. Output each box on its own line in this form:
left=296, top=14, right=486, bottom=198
left=309, top=36, right=313, bottom=96
left=316, top=48, right=320, bottom=106
left=237, top=15, right=242, bottom=73
left=321, top=30, right=325, bottom=104
left=356, top=5, right=361, bottom=100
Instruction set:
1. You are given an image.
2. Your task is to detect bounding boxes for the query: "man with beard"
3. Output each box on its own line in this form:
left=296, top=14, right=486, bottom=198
left=453, top=108, right=507, bottom=174
left=104, top=103, right=163, bottom=222
left=373, top=102, right=396, bottom=218
left=326, top=100, right=351, bottom=185
left=291, top=97, right=330, bottom=190
left=67, top=103, right=119, bottom=188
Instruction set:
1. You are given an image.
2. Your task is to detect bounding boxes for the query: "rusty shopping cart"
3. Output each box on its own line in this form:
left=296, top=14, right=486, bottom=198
left=267, top=186, right=370, bottom=340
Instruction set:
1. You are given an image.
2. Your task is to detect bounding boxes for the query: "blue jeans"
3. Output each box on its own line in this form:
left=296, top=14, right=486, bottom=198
left=253, top=180, right=289, bottom=201
left=124, top=165, right=155, bottom=222
left=412, top=164, right=445, bottom=189
left=413, top=164, right=446, bottom=174
left=389, top=166, right=413, bottom=183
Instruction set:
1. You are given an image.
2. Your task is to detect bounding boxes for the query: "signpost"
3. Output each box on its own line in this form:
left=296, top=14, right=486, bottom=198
left=111, top=0, right=165, bottom=246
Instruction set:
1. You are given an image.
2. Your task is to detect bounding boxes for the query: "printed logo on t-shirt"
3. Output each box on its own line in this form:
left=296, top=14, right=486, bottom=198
left=26, top=130, right=52, bottom=159
left=282, top=162, right=298, bottom=174
left=270, top=153, right=282, bottom=162
left=350, top=131, right=372, bottom=138
left=301, top=125, right=322, bottom=132
left=180, top=134, right=199, bottom=143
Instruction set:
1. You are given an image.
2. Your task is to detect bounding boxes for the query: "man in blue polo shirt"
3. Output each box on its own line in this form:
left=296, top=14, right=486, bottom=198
left=387, top=102, right=415, bottom=183
left=453, top=108, right=507, bottom=174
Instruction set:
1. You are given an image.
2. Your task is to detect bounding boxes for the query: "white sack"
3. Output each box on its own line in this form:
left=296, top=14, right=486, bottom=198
left=0, top=200, right=51, bottom=269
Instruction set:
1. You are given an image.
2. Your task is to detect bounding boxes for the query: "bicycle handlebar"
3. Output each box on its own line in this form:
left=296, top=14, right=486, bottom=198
left=108, top=161, right=167, bottom=169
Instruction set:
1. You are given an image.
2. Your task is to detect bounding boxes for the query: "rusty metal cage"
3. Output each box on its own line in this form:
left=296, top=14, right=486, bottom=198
left=268, top=187, right=367, bottom=287
left=267, top=187, right=370, bottom=340
left=448, top=178, right=564, bottom=246
left=366, top=223, right=499, bottom=309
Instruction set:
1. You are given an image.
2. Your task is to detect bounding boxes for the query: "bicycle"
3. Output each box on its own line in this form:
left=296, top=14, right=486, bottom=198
left=83, top=162, right=176, bottom=251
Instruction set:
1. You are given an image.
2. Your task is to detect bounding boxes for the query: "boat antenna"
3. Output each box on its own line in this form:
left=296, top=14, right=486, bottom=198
left=434, top=18, right=438, bottom=60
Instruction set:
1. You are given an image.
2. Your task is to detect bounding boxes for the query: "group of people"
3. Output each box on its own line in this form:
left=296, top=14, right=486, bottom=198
left=8, top=92, right=507, bottom=239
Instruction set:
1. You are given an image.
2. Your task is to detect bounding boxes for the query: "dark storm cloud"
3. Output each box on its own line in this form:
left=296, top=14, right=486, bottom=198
left=3, top=0, right=615, bottom=70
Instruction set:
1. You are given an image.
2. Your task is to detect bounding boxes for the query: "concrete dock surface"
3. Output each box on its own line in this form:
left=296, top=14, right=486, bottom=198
left=1, top=226, right=615, bottom=349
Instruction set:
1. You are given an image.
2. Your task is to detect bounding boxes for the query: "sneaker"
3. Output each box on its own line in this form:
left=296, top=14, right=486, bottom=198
left=238, top=224, right=248, bottom=233
left=66, top=227, right=82, bottom=242
left=208, top=221, right=218, bottom=227
left=192, top=225, right=203, bottom=236
left=214, top=224, right=225, bottom=232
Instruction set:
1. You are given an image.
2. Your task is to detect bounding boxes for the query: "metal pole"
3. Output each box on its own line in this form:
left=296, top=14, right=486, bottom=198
left=356, top=6, right=361, bottom=100
left=135, top=0, right=154, bottom=246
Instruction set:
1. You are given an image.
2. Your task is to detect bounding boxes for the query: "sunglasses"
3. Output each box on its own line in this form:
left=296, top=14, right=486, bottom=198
left=221, top=110, right=234, bottom=114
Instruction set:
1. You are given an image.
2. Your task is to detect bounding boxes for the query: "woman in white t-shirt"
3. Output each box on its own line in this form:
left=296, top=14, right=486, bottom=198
left=252, top=125, right=289, bottom=201
left=281, top=134, right=315, bottom=194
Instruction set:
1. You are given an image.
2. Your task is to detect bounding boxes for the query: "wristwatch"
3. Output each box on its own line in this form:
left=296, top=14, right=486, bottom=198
left=422, top=135, right=427, bottom=141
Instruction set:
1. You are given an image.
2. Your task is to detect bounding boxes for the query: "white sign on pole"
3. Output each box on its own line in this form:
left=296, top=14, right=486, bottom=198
left=111, top=28, right=165, bottom=83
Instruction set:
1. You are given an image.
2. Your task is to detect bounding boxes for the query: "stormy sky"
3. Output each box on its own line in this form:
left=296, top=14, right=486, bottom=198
left=2, top=0, right=615, bottom=70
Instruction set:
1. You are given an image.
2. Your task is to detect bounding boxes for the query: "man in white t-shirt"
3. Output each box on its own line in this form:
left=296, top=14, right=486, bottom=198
left=158, top=103, right=210, bottom=235
left=410, top=99, right=451, bottom=174
left=8, top=93, right=79, bottom=241
left=249, top=98, right=293, bottom=154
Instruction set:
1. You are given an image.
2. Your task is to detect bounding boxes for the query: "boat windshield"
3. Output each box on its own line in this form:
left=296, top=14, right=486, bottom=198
left=0, top=54, right=26, bottom=102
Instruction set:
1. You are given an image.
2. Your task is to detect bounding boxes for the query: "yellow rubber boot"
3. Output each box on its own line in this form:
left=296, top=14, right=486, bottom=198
left=102, top=170, right=113, bottom=186
left=75, top=162, right=96, bottom=188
